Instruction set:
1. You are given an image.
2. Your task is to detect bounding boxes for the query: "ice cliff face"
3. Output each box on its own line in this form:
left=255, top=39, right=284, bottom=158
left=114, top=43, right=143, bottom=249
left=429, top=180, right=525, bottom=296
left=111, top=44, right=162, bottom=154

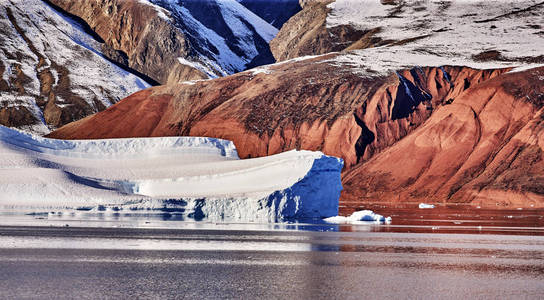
left=0, top=125, right=343, bottom=222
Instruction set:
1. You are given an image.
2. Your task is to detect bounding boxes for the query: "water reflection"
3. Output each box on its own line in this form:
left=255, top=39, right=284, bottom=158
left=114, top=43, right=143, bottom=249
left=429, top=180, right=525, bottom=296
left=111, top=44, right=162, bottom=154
left=1, top=205, right=543, bottom=299
left=1, top=204, right=543, bottom=236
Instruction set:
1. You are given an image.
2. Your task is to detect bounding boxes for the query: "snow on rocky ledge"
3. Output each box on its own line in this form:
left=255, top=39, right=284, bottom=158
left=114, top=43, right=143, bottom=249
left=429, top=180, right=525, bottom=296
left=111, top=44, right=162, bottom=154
left=0, top=126, right=343, bottom=222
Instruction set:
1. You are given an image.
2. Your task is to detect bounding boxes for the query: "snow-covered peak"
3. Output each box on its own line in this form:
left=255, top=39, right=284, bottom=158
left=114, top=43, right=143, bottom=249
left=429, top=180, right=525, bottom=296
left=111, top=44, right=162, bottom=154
left=326, top=0, right=544, bottom=75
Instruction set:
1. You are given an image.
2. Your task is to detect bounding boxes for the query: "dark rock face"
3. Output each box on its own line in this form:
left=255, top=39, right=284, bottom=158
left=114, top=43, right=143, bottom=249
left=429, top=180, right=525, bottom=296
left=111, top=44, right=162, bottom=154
left=237, top=0, right=302, bottom=29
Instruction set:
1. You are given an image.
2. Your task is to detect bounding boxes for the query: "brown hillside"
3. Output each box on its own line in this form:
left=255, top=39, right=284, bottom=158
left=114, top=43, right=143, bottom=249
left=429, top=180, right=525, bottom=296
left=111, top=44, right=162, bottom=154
left=49, top=55, right=505, bottom=169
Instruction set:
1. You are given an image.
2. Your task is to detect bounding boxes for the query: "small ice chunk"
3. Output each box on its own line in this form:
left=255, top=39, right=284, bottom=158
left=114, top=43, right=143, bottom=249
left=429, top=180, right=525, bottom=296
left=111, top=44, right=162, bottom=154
left=323, top=210, right=391, bottom=224
left=419, top=203, right=435, bottom=209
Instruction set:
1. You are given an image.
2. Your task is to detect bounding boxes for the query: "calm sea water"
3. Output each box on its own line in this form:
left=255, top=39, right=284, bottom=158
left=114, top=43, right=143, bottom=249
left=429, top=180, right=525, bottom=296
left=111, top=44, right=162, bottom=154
left=0, top=206, right=543, bottom=299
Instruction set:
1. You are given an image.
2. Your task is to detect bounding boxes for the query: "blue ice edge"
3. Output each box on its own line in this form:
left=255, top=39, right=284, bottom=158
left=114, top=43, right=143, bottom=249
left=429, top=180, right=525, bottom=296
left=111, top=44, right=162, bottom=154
left=64, top=154, right=345, bottom=224
left=263, top=155, right=344, bottom=222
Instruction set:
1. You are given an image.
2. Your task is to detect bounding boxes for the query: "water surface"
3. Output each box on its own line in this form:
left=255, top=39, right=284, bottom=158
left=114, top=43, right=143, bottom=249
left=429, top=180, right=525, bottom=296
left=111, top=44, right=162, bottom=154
left=0, top=206, right=543, bottom=299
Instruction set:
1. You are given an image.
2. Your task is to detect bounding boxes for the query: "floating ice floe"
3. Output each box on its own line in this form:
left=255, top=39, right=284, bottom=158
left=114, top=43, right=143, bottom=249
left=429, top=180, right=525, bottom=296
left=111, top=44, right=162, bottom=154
left=419, top=203, right=435, bottom=209
left=0, top=126, right=343, bottom=223
left=323, top=210, right=392, bottom=225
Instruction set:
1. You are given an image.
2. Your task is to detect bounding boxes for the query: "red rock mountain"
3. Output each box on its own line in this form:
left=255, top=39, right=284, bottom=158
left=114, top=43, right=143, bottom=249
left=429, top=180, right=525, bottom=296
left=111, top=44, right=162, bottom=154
left=49, top=55, right=505, bottom=167
left=342, top=67, right=544, bottom=209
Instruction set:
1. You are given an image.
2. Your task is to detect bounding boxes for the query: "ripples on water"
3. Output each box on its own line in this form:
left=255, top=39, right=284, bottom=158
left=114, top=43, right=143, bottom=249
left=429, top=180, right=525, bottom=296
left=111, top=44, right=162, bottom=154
left=2, top=204, right=543, bottom=235
left=0, top=204, right=543, bottom=299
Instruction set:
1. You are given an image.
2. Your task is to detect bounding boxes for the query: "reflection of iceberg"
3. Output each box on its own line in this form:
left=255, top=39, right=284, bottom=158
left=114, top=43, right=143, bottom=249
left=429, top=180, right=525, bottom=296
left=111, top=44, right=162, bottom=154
left=419, top=203, right=435, bottom=209
left=323, top=210, right=391, bottom=225
left=0, top=126, right=343, bottom=222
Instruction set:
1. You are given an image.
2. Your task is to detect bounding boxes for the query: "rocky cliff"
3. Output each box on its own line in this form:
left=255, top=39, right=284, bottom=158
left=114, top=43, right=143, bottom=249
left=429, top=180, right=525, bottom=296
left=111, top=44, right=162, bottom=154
left=342, top=67, right=544, bottom=209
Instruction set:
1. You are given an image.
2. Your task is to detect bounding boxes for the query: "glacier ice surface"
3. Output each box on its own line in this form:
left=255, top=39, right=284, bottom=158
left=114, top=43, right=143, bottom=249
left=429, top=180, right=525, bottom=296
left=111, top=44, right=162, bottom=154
left=0, top=126, right=343, bottom=223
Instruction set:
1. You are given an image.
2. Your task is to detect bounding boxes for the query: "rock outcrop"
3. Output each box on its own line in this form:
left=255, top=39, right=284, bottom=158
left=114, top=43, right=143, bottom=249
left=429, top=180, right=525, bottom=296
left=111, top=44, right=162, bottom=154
left=270, top=1, right=377, bottom=62
left=342, top=67, right=544, bottom=209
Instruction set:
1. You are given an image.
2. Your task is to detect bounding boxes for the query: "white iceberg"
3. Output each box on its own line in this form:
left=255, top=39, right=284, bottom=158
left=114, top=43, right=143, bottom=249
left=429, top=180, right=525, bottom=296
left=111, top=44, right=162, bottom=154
left=418, top=203, right=435, bottom=209
left=0, top=126, right=343, bottom=222
left=323, top=210, right=391, bottom=225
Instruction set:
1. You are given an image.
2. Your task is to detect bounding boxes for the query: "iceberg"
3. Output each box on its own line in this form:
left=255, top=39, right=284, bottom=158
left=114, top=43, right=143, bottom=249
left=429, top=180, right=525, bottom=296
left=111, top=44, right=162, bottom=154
left=323, top=210, right=392, bottom=225
left=0, top=126, right=343, bottom=222
left=418, top=203, right=435, bottom=209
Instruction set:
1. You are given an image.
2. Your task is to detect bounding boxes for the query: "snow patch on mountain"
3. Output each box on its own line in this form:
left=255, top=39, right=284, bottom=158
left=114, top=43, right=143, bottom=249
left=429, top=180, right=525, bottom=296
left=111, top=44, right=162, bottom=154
left=217, top=0, right=278, bottom=43
left=146, top=0, right=278, bottom=77
left=0, top=126, right=343, bottom=222
left=326, top=0, right=544, bottom=75
left=247, top=54, right=326, bottom=75
left=0, top=0, right=150, bottom=134
left=135, top=0, right=171, bottom=20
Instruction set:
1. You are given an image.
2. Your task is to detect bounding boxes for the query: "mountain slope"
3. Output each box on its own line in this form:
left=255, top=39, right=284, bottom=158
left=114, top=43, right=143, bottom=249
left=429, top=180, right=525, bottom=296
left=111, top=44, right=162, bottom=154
left=342, top=67, right=544, bottom=209
left=271, top=0, right=544, bottom=65
left=0, top=0, right=150, bottom=134
left=48, top=0, right=280, bottom=84
left=48, top=55, right=506, bottom=168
